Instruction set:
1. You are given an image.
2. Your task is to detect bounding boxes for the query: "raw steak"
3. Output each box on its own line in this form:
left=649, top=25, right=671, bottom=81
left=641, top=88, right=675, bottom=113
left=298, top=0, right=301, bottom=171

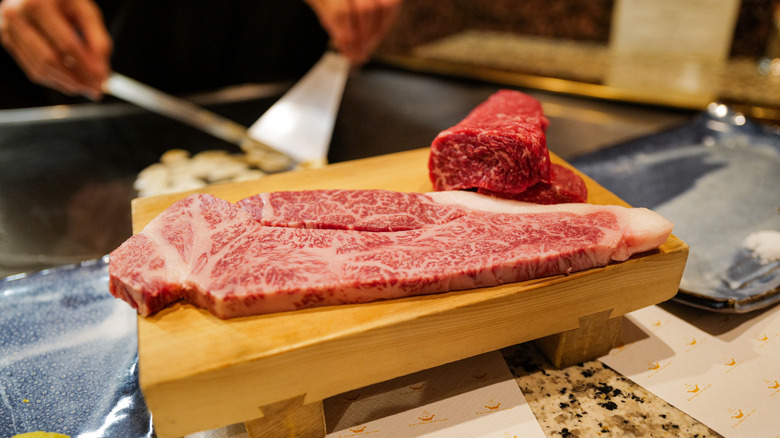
left=428, top=90, right=588, bottom=204
left=108, top=190, right=673, bottom=319
left=237, top=189, right=468, bottom=231
left=429, top=89, right=552, bottom=194
left=479, top=164, right=588, bottom=204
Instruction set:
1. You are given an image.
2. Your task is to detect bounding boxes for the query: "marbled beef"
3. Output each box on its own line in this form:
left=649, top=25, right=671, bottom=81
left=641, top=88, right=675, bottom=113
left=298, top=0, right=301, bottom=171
left=479, top=164, right=588, bottom=204
left=429, top=89, right=551, bottom=194
left=108, top=190, right=673, bottom=319
left=428, top=90, right=587, bottom=203
left=237, top=189, right=468, bottom=231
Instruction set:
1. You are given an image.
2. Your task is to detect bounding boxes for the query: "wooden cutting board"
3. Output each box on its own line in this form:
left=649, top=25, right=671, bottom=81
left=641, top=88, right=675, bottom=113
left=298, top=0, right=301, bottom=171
left=132, top=148, right=688, bottom=437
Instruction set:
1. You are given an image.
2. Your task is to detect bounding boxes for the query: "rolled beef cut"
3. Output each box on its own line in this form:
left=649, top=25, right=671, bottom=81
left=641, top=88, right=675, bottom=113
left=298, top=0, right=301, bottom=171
left=429, top=89, right=552, bottom=194
left=479, top=164, right=588, bottom=204
left=109, top=189, right=673, bottom=319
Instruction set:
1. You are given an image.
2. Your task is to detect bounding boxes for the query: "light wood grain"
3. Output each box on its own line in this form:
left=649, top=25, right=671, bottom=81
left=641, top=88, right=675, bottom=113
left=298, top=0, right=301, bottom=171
left=133, top=148, right=687, bottom=437
left=535, top=309, right=623, bottom=368
left=244, top=396, right=325, bottom=438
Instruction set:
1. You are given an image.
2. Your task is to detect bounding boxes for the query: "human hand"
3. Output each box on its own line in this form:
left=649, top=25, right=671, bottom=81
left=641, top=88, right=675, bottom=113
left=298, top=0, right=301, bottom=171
left=0, top=0, right=112, bottom=99
left=305, top=0, right=402, bottom=65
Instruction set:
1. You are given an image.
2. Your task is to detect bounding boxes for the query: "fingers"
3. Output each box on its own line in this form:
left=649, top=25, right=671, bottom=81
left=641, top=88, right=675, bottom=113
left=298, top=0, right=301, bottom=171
left=352, top=0, right=400, bottom=63
left=348, top=0, right=379, bottom=64
left=338, top=0, right=381, bottom=64
left=64, top=0, right=112, bottom=78
left=29, top=0, right=109, bottom=96
left=0, top=0, right=111, bottom=99
left=307, top=0, right=402, bottom=65
left=307, top=0, right=353, bottom=60
left=324, top=0, right=361, bottom=64
left=1, top=6, right=84, bottom=95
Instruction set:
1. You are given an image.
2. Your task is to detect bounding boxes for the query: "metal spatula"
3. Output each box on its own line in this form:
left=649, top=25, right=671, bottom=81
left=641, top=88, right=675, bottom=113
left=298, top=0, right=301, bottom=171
left=103, top=51, right=350, bottom=167
left=247, top=51, right=349, bottom=166
left=103, top=72, right=291, bottom=162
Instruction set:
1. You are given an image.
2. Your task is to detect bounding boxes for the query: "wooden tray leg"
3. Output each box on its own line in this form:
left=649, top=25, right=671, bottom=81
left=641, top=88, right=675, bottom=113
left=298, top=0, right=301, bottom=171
left=245, top=395, right=326, bottom=438
left=534, top=309, right=622, bottom=369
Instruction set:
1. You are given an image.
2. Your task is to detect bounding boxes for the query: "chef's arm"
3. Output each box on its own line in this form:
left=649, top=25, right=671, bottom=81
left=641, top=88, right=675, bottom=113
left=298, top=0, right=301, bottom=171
left=0, top=0, right=112, bottom=100
left=305, top=0, right=402, bottom=65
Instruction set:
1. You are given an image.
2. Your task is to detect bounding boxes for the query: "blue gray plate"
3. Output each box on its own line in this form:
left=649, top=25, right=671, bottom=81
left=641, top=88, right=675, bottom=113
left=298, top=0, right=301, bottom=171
left=572, top=105, right=780, bottom=313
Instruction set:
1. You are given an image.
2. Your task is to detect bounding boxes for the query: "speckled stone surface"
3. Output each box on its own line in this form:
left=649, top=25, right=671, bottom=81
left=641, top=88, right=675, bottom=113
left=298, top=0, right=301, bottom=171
left=501, top=343, right=721, bottom=438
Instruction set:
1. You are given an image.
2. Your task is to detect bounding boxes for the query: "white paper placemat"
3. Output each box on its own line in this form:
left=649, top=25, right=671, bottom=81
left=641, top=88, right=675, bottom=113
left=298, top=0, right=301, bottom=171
left=601, top=303, right=780, bottom=437
left=324, top=351, right=545, bottom=438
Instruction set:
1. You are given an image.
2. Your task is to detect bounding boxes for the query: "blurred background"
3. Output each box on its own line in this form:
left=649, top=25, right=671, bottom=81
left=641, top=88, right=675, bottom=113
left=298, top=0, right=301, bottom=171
left=373, top=0, right=779, bottom=124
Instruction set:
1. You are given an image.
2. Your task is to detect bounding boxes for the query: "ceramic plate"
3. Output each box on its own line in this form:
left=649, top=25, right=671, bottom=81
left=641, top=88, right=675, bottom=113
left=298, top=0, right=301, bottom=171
left=572, top=105, right=780, bottom=313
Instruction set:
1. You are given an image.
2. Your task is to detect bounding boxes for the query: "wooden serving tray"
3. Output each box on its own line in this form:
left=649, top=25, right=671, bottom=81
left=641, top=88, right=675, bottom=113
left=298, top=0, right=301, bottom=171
left=132, top=148, right=688, bottom=437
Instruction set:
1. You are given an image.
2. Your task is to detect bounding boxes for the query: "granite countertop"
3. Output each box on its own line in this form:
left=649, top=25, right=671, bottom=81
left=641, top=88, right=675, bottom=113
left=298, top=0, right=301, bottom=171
left=503, top=342, right=720, bottom=437
left=319, top=321, right=728, bottom=438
